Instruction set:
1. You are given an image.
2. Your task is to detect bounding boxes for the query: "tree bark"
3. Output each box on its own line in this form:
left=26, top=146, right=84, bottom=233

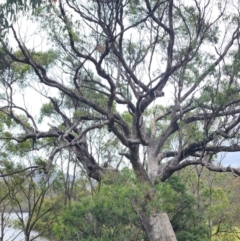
left=140, top=210, right=177, bottom=241
left=148, top=212, right=177, bottom=241
left=146, top=149, right=177, bottom=240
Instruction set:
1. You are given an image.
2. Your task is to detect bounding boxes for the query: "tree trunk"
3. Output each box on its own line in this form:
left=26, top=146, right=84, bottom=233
left=148, top=212, right=177, bottom=241
left=141, top=211, right=177, bottom=241
left=146, top=151, right=177, bottom=240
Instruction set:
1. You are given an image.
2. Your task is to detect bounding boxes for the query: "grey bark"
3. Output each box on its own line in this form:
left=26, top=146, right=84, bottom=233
left=149, top=213, right=177, bottom=241
left=147, top=149, right=177, bottom=241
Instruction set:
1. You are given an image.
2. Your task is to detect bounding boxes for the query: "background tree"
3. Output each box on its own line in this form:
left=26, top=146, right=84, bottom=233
left=182, top=166, right=240, bottom=240
left=0, top=181, right=15, bottom=241
left=0, top=158, right=61, bottom=241
left=1, top=0, right=240, bottom=240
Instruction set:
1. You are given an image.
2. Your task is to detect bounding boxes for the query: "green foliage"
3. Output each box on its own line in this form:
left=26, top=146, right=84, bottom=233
left=31, top=196, right=64, bottom=237
left=1, top=1, right=240, bottom=240
left=0, top=112, right=16, bottom=130
left=156, top=175, right=210, bottom=241
left=0, top=159, right=25, bottom=174
left=39, top=102, right=56, bottom=123
left=179, top=121, right=204, bottom=144
left=52, top=171, right=148, bottom=241
left=0, top=158, right=65, bottom=239
left=5, top=0, right=43, bottom=17
left=4, top=139, right=32, bottom=157
left=50, top=170, right=211, bottom=241
left=0, top=47, right=13, bottom=72
left=212, top=226, right=240, bottom=241
left=180, top=167, right=240, bottom=239
left=198, top=80, right=240, bottom=109
left=121, top=111, right=132, bottom=126
left=12, top=49, right=58, bottom=80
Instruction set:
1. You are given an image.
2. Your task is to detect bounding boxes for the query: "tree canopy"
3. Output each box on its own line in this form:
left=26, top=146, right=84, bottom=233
left=0, top=0, right=240, bottom=240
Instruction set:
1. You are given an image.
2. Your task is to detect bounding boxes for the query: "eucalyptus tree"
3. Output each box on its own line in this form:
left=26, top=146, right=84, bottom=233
left=0, top=183, right=15, bottom=241
left=1, top=0, right=240, bottom=240
left=0, top=157, right=62, bottom=241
